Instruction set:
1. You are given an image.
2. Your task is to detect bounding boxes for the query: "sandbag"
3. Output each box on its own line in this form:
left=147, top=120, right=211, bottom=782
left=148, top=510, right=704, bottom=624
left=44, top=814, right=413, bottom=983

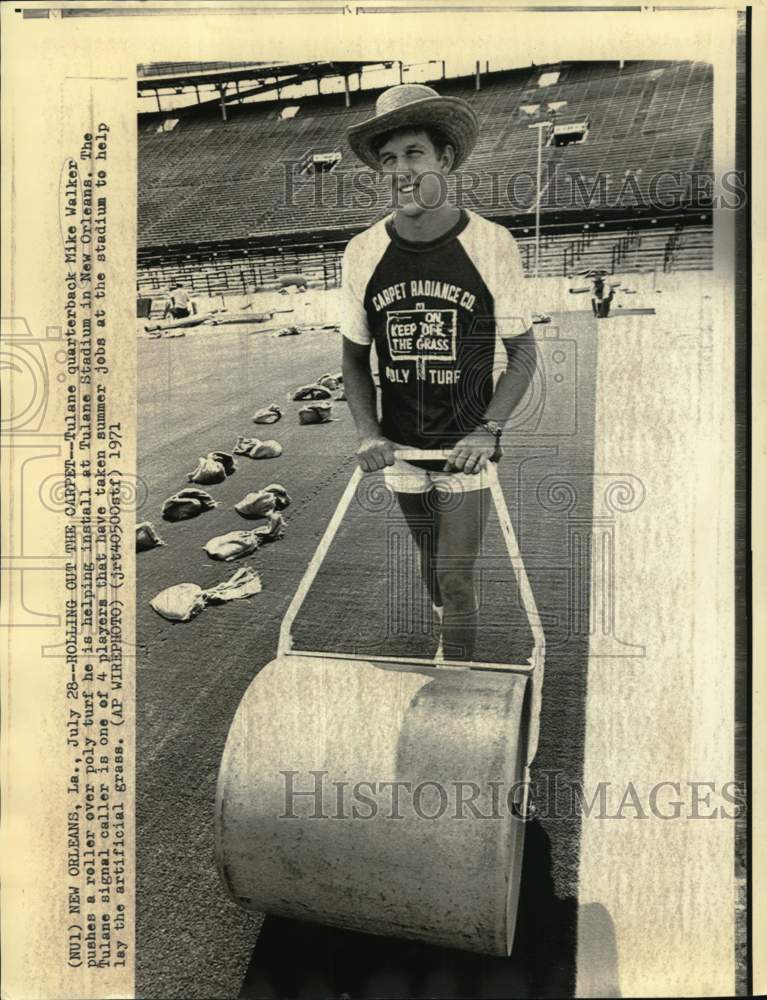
left=235, top=491, right=277, bottom=519
left=262, top=483, right=291, bottom=510
left=150, top=568, right=263, bottom=622
left=252, top=440, right=283, bottom=459
left=255, top=511, right=286, bottom=542
left=316, top=373, right=341, bottom=391
left=204, top=567, right=262, bottom=604
left=298, top=401, right=334, bottom=425
left=188, top=455, right=226, bottom=485
left=291, top=383, right=332, bottom=401
left=252, top=404, right=282, bottom=425
left=233, top=436, right=283, bottom=459
left=276, top=326, right=302, bottom=338
left=204, top=530, right=262, bottom=562
left=150, top=583, right=207, bottom=622
left=207, top=451, right=237, bottom=476
left=136, top=521, right=165, bottom=552
left=162, top=487, right=219, bottom=522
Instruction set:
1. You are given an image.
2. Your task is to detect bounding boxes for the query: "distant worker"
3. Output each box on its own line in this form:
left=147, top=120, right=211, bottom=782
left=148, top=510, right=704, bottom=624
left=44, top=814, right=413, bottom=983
left=589, top=270, right=615, bottom=319
left=163, top=281, right=193, bottom=320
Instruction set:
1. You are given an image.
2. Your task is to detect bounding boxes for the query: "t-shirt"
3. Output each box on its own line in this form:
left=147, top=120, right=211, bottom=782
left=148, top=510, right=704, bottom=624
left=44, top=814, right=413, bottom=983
left=341, top=208, right=533, bottom=450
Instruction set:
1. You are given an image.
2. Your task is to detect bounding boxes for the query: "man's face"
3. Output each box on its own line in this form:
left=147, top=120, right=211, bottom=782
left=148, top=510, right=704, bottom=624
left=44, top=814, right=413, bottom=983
left=376, top=129, right=452, bottom=216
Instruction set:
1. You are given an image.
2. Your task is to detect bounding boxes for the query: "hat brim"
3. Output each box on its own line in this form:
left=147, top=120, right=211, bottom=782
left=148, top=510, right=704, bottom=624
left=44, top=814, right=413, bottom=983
left=347, top=96, right=479, bottom=171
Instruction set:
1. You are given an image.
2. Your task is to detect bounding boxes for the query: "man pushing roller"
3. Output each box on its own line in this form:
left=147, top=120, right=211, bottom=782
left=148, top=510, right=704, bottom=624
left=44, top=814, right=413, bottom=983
left=342, top=83, right=537, bottom=661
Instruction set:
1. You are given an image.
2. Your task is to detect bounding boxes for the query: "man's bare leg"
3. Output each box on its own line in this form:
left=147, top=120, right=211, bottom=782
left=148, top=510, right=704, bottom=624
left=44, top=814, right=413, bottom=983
left=435, top=487, right=491, bottom=661
left=395, top=490, right=442, bottom=613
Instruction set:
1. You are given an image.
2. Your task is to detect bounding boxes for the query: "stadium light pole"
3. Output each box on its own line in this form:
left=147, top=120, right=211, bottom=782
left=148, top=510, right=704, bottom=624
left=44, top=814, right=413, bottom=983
left=528, top=121, right=552, bottom=278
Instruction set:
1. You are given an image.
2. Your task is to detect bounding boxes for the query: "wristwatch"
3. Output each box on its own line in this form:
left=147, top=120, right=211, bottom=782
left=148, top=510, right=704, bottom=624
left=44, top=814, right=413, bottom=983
left=479, top=419, right=503, bottom=441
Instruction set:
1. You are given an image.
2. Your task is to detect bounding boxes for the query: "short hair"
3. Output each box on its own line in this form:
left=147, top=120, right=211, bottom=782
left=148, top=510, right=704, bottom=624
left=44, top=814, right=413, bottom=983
left=371, top=125, right=454, bottom=162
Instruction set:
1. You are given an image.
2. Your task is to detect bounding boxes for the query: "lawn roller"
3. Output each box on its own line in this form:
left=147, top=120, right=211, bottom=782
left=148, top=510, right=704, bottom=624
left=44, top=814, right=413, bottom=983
left=215, top=449, right=545, bottom=957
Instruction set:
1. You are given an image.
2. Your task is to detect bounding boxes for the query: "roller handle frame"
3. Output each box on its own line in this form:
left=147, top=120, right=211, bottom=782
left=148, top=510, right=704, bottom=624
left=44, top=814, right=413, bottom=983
left=277, top=449, right=545, bottom=765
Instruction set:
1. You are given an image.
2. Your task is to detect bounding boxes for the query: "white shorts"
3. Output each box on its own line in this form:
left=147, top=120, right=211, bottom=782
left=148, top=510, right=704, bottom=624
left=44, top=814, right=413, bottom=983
left=383, top=452, right=491, bottom=495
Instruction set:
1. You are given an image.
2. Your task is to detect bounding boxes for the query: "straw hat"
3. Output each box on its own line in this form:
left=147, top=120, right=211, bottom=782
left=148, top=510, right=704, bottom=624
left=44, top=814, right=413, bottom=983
left=347, top=84, right=479, bottom=171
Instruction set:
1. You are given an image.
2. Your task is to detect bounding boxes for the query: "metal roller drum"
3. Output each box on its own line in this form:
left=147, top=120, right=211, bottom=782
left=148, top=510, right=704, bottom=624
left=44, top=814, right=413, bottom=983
left=215, top=653, right=529, bottom=956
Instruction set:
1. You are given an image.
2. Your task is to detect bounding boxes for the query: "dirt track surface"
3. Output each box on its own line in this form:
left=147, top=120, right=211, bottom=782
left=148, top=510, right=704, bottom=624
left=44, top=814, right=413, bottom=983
left=136, top=317, right=595, bottom=999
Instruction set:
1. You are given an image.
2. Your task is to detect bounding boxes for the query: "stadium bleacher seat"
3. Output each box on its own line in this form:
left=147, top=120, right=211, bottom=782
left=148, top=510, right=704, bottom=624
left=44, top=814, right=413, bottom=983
left=138, top=59, right=713, bottom=287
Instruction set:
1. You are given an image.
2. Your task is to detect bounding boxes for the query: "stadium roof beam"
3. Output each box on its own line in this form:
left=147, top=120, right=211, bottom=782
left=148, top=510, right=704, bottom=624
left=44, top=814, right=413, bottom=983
left=137, top=60, right=372, bottom=91
left=169, top=74, right=306, bottom=118
left=137, top=60, right=387, bottom=116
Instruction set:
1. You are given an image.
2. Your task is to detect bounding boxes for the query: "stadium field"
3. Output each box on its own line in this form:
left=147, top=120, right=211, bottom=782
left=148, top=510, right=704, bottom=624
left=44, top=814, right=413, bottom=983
left=136, top=276, right=733, bottom=999
left=136, top=306, right=593, bottom=997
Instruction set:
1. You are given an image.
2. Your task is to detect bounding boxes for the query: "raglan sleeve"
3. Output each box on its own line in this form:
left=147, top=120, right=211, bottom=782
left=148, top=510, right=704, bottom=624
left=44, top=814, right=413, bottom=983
left=340, top=239, right=372, bottom=346
left=494, top=229, right=534, bottom=340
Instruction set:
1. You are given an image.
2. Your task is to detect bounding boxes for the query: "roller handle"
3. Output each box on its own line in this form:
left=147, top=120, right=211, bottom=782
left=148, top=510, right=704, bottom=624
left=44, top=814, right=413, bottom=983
left=392, top=448, right=451, bottom=460
left=392, top=447, right=503, bottom=464
left=277, top=448, right=545, bottom=764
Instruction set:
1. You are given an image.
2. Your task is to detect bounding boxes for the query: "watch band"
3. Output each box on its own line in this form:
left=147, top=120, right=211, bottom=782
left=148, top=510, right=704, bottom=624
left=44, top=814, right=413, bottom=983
left=480, top=420, right=503, bottom=440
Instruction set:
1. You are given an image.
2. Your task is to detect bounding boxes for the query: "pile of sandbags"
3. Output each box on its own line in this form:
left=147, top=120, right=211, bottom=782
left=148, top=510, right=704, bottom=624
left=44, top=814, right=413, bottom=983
left=143, top=335, right=357, bottom=633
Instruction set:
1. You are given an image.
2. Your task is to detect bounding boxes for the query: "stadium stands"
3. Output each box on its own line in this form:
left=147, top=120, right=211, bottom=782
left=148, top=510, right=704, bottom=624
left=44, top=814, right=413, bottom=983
left=138, top=59, right=714, bottom=285
left=137, top=220, right=712, bottom=305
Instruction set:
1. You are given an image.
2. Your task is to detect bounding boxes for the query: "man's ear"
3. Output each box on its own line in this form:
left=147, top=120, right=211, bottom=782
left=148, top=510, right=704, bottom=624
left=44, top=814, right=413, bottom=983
left=440, top=144, right=456, bottom=173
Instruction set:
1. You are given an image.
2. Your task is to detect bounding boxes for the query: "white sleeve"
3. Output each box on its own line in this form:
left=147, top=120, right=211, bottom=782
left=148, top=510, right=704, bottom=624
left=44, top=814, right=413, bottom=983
left=494, top=230, right=534, bottom=340
left=341, top=241, right=372, bottom=346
